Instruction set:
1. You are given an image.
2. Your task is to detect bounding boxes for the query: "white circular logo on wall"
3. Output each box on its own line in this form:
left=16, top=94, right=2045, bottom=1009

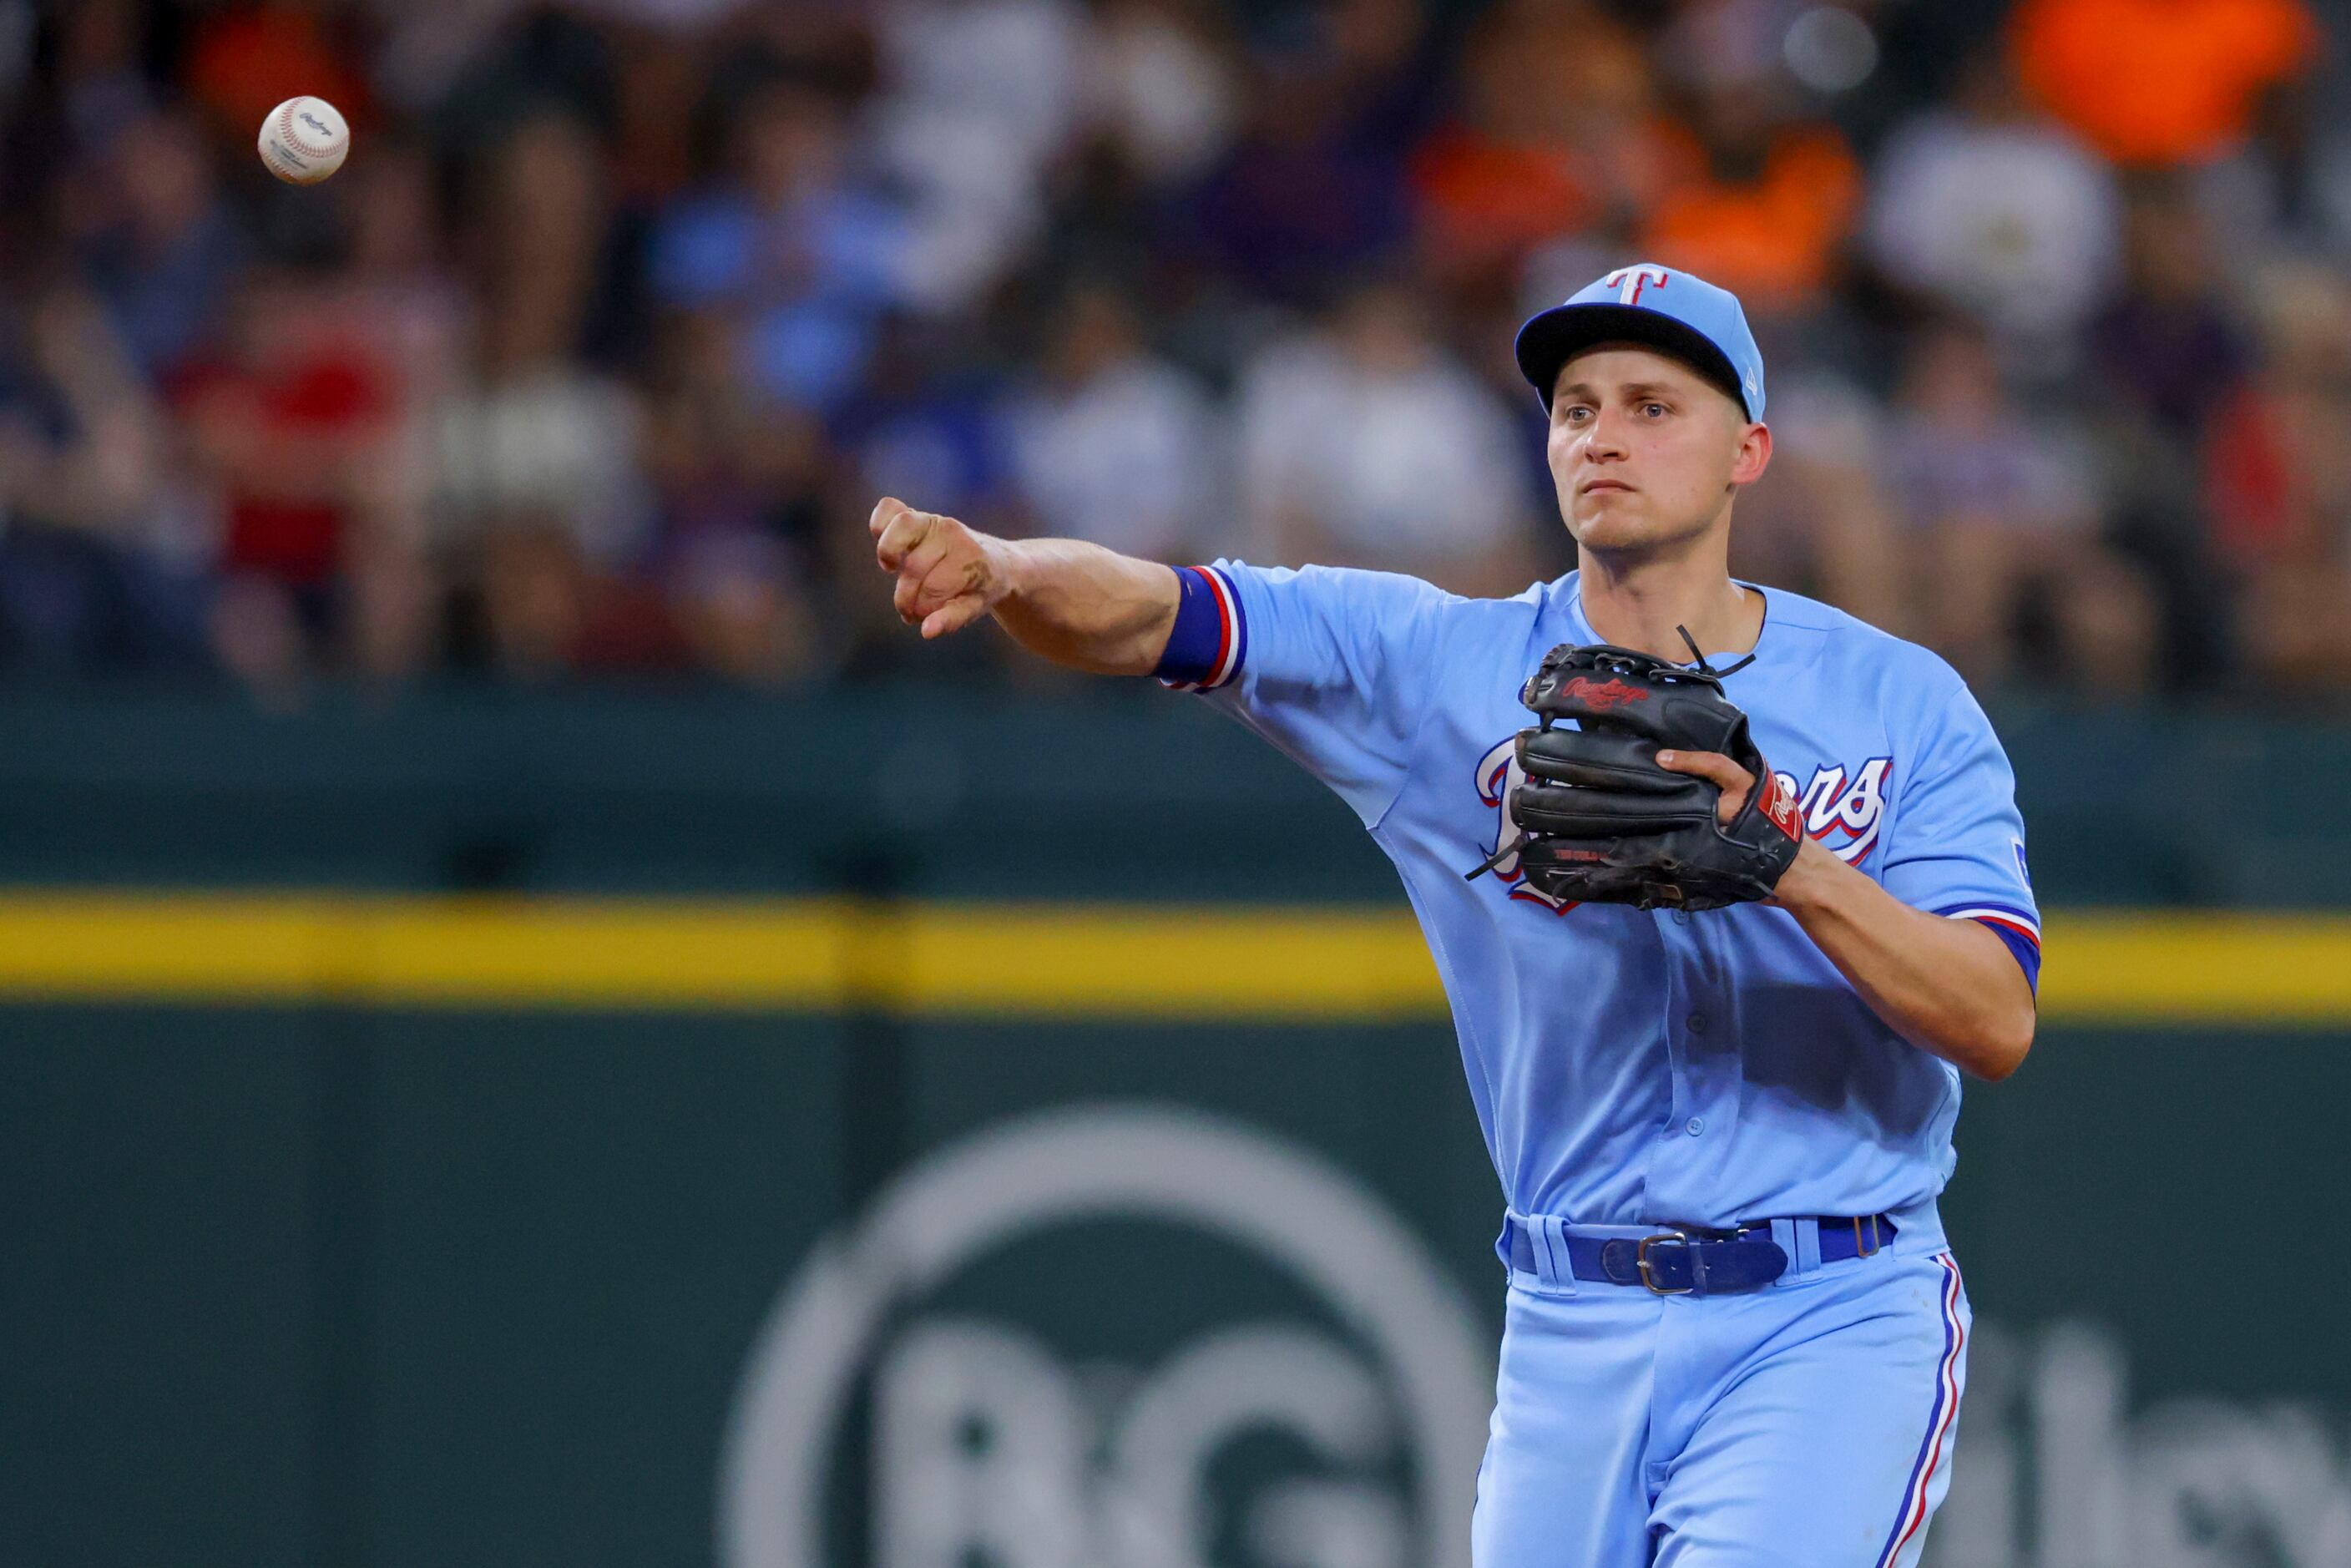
left=718, top=1105, right=1496, bottom=1568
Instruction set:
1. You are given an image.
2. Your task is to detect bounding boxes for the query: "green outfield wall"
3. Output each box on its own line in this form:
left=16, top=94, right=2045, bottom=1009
left=2, top=689, right=2345, bottom=1568
left=4, top=1004, right=2343, bottom=1568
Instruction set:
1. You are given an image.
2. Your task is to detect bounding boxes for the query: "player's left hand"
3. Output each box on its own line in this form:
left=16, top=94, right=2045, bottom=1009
left=1656, top=749, right=1752, bottom=828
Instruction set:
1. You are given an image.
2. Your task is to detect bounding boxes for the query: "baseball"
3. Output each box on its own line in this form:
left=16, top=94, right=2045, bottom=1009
left=257, top=96, right=349, bottom=185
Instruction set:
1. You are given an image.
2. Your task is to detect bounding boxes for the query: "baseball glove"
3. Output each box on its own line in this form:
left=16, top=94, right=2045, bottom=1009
left=1467, top=640, right=1803, bottom=911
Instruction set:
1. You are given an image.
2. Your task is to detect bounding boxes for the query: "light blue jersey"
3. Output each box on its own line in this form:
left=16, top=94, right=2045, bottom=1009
left=1174, top=561, right=2039, bottom=1239
left=1158, top=559, right=2030, bottom=1565
left=1140, top=258, right=2021, bottom=1564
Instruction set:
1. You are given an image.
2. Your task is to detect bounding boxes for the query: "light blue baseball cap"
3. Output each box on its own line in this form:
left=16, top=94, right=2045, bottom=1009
left=1514, top=263, right=1766, bottom=421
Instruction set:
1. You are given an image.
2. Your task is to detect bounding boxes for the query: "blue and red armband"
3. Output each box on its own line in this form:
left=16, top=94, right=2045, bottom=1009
left=1944, top=904, right=2042, bottom=991
left=1154, top=565, right=1247, bottom=690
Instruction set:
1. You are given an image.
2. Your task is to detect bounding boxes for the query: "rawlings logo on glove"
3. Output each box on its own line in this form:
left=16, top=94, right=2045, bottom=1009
left=1559, top=675, right=1649, bottom=711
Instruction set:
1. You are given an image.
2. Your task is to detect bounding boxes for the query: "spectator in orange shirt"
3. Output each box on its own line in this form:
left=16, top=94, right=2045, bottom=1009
left=1407, top=0, right=1672, bottom=281
left=1637, top=83, right=1863, bottom=313
left=2009, top=0, right=2318, bottom=167
left=185, top=2, right=372, bottom=146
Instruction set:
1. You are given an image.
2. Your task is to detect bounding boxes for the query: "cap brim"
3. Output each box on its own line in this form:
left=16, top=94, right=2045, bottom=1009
left=1514, top=303, right=1751, bottom=418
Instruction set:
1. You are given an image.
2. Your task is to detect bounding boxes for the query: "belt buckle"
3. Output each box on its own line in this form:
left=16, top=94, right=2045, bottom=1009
left=1853, top=1215, right=1883, bottom=1258
left=1636, top=1231, right=1694, bottom=1295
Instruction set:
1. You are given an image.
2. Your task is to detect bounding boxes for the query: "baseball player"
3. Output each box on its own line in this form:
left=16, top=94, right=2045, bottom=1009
left=871, top=263, right=2039, bottom=1566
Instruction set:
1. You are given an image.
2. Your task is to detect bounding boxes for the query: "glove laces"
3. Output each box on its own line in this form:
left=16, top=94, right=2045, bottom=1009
left=1676, top=624, right=1757, bottom=679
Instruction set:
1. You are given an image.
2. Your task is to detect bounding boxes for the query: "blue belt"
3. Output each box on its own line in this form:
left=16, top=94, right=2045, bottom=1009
left=1502, top=1213, right=1896, bottom=1296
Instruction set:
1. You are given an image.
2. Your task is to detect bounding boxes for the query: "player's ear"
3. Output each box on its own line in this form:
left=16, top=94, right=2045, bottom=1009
left=1729, top=420, right=1772, bottom=488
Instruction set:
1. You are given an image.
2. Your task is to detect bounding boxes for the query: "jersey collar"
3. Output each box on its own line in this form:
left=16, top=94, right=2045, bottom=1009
left=1557, top=572, right=1774, bottom=675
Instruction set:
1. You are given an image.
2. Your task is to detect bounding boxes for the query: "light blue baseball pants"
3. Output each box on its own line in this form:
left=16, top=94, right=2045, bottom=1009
left=1472, top=1222, right=1970, bottom=1567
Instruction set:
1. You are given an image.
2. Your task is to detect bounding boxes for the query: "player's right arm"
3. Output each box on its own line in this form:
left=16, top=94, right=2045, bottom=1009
left=877, top=493, right=1454, bottom=826
left=870, top=497, right=1178, bottom=675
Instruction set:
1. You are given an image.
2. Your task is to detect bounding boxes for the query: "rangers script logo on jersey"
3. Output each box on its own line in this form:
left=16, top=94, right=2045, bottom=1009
left=1775, top=757, right=1893, bottom=868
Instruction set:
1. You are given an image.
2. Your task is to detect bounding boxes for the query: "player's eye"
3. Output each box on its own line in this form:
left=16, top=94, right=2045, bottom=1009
left=1641, top=402, right=1669, bottom=418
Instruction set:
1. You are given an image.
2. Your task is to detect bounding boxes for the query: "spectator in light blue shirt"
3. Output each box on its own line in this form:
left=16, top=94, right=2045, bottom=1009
left=75, top=109, right=246, bottom=378
left=650, top=71, right=913, bottom=414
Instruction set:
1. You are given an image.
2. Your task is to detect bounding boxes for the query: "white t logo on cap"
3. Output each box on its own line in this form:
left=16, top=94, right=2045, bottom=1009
left=1604, top=264, right=1671, bottom=306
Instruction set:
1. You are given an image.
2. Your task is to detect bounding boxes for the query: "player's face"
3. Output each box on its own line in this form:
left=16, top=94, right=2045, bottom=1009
left=1546, top=347, right=1768, bottom=556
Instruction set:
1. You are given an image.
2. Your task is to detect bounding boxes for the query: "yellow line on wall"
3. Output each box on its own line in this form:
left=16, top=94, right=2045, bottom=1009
left=0, top=893, right=2340, bottom=1024
left=2039, top=913, right=2351, bottom=1024
left=0, top=893, right=852, bottom=1009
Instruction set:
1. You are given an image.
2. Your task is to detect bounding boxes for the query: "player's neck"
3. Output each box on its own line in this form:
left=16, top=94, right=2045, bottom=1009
left=1576, top=552, right=1762, bottom=665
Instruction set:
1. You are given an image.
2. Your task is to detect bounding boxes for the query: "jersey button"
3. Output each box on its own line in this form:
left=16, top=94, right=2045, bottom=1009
left=1686, top=1118, right=1704, bottom=1136
left=1687, top=1013, right=1710, bottom=1034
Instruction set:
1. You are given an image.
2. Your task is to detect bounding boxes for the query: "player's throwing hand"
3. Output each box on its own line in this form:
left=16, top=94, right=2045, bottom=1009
left=870, top=497, right=1009, bottom=640
left=866, top=497, right=1181, bottom=675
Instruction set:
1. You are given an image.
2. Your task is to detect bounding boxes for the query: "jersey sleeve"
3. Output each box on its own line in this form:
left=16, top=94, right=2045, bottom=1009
left=1155, top=560, right=1451, bottom=827
left=1878, top=673, right=2043, bottom=989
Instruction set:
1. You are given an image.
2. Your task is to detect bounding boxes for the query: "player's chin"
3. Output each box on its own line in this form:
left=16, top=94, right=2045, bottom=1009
left=1565, top=500, right=1658, bottom=552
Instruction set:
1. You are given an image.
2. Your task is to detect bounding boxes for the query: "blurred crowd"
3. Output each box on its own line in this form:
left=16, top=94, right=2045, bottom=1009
left=0, top=0, right=2345, bottom=701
